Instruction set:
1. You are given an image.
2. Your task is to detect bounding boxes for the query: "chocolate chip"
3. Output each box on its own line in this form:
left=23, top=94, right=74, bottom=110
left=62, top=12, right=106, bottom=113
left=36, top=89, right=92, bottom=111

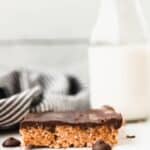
left=126, top=135, right=136, bottom=139
left=126, top=118, right=147, bottom=124
left=54, top=135, right=58, bottom=140
left=2, top=137, right=21, bottom=147
left=48, top=125, right=55, bottom=133
left=92, top=140, right=111, bottom=150
left=70, top=144, right=74, bottom=147
left=80, top=125, right=88, bottom=130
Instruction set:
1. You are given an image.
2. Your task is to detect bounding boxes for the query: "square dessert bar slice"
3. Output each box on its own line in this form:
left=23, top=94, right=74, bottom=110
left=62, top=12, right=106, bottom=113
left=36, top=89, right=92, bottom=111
left=20, top=106, right=122, bottom=148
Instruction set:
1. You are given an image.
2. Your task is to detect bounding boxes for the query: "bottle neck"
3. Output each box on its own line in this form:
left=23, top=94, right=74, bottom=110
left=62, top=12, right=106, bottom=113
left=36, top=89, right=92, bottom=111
left=91, top=0, right=149, bottom=45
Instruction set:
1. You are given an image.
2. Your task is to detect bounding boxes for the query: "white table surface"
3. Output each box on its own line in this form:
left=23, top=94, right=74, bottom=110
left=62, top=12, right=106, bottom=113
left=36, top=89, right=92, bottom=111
left=0, top=121, right=150, bottom=150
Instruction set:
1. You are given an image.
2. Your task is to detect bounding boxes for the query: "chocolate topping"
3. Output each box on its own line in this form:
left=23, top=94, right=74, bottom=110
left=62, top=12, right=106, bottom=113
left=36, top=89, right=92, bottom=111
left=21, top=107, right=122, bottom=129
left=2, top=137, right=20, bottom=147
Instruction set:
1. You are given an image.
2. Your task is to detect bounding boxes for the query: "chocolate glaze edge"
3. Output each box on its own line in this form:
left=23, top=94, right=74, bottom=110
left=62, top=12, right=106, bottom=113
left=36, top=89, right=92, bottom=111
left=20, top=109, right=123, bottom=129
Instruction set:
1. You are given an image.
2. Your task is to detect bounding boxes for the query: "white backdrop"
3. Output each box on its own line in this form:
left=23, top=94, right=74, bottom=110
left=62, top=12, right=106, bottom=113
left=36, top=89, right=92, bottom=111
left=0, top=0, right=150, bottom=84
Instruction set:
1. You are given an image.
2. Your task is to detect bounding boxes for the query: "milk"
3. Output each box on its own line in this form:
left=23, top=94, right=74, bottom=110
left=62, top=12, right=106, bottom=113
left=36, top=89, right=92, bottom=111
left=89, top=45, right=150, bottom=119
left=89, top=0, right=150, bottom=119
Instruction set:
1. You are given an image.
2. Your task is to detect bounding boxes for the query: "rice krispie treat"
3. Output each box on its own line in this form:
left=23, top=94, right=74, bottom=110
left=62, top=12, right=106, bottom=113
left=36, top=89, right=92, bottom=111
left=20, top=106, right=122, bottom=148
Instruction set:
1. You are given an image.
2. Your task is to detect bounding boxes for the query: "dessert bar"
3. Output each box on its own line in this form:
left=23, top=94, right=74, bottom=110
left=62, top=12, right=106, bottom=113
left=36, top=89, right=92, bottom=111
left=20, top=106, right=122, bottom=148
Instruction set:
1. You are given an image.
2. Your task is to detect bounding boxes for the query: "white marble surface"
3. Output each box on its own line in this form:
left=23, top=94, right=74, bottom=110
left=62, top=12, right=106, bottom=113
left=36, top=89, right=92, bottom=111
left=0, top=121, right=150, bottom=150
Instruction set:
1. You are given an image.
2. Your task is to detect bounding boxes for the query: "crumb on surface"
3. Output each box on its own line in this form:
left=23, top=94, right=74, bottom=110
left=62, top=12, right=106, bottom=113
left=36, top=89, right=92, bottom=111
left=126, top=135, right=136, bottom=139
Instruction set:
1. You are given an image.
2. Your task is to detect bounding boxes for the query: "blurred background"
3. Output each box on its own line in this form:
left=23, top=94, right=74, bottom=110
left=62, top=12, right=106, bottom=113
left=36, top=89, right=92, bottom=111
left=0, top=0, right=150, bottom=85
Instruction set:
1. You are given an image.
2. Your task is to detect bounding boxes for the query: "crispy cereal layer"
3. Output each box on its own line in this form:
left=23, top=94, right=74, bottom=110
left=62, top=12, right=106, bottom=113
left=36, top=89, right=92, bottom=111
left=20, top=125, right=118, bottom=148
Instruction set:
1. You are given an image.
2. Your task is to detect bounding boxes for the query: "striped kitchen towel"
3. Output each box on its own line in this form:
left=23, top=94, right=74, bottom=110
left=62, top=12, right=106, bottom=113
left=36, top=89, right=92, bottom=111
left=0, top=69, right=89, bottom=129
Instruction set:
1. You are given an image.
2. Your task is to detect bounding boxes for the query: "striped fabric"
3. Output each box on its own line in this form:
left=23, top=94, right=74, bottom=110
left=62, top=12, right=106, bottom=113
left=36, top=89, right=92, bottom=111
left=0, top=70, right=89, bottom=129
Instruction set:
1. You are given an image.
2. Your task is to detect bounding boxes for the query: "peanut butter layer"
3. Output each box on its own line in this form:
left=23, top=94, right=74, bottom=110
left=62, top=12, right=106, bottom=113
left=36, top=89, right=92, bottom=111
left=20, top=125, right=118, bottom=148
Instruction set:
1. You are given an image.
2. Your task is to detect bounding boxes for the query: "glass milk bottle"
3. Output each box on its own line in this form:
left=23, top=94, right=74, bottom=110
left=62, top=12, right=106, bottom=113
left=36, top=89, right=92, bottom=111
left=89, top=0, right=150, bottom=120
